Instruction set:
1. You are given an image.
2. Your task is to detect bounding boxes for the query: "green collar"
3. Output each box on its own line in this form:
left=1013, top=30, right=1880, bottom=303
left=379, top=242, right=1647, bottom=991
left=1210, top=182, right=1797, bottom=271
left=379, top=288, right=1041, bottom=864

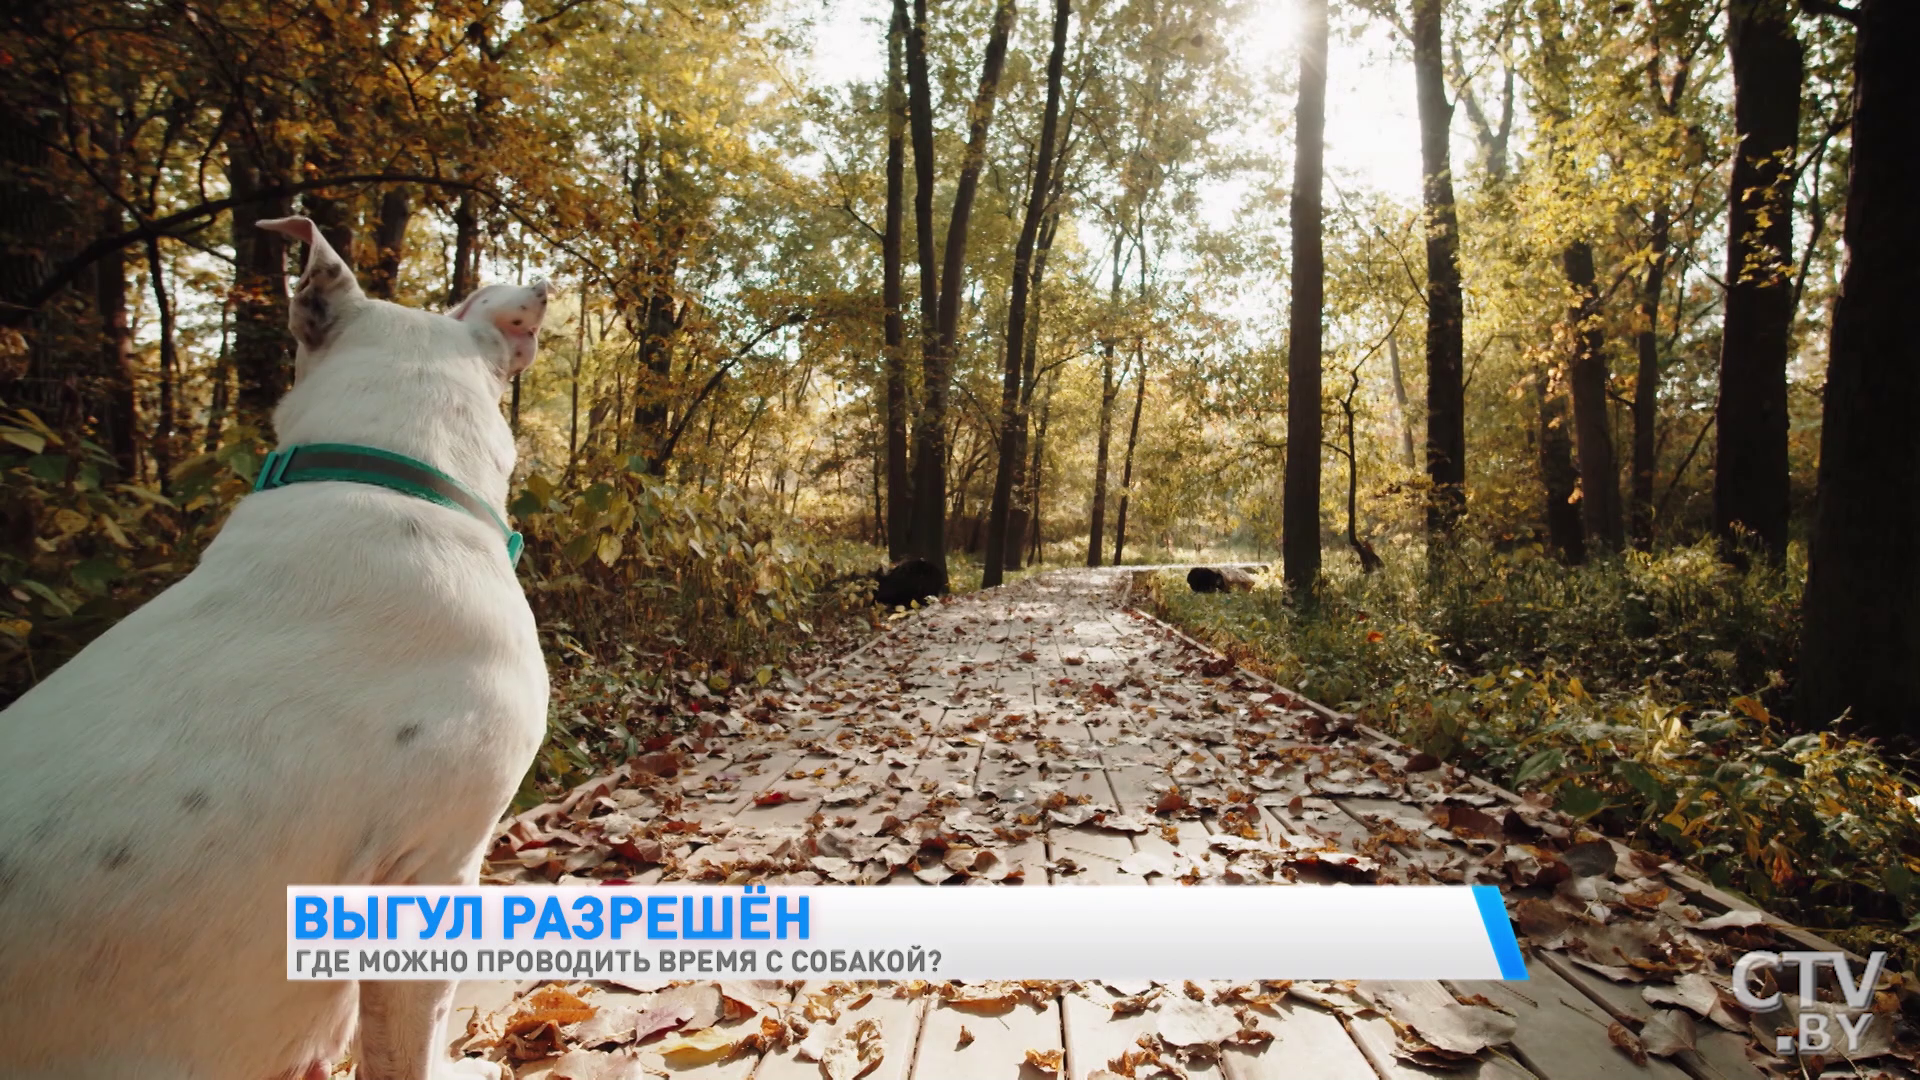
left=253, top=443, right=524, bottom=567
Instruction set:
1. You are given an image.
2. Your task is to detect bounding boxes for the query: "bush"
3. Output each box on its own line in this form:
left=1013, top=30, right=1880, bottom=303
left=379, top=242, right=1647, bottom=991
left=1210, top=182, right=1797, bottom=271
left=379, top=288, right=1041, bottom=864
left=1149, top=540, right=1920, bottom=969
left=0, top=414, right=883, bottom=809
left=506, top=466, right=880, bottom=803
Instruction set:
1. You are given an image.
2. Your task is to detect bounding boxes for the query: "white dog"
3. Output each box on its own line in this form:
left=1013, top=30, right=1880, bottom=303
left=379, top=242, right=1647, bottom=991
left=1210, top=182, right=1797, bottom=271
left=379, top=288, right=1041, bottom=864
left=0, top=218, right=551, bottom=1080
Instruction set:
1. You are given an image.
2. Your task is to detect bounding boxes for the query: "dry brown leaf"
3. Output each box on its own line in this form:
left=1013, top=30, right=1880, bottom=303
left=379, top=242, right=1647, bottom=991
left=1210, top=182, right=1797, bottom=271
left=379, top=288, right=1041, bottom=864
left=1155, top=997, right=1242, bottom=1047
left=1640, top=1009, right=1697, bottom=1058
left=1024, top=1047, right=1065, bottom=1074
left=657, top=1026, right=740, bottom=1065
left=549, top=1047, right=666, bottom=1079
left=1371, top=985, right=1517, bottom=1056
left=1641, top=972, right=1719, bottom=1019
left=1607, top=1021, right=1649, bottom=1066
left=956, top=1025, right=974, bottom=1048
left=821, top=1017, right=885, bottom=1080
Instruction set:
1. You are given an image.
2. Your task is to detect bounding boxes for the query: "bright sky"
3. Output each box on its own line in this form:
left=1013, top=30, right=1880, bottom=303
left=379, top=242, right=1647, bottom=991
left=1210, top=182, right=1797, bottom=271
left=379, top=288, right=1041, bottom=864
left=799, top=0, right=1456, bottom=211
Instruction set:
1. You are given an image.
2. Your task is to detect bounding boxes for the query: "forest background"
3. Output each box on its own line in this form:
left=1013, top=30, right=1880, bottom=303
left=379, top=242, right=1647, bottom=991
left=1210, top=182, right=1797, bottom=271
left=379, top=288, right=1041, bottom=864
left=0, top=0, right=1915, bottom=966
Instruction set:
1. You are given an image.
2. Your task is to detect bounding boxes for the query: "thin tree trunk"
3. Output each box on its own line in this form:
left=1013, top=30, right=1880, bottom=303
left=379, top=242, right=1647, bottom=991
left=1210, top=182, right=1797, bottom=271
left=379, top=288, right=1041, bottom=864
left=1086, top=229, right=1125, bottom=567
left=1799, top=0, right=1919, bottom=743
left=985, top=0, right=1070, bottom=588
left=1283, top=0, right=1328, bottom=594
left=367, top=186, right=412, bottom=300
left=1112, top=354, right=1148, bottom=565
left=908, top=0, right=1017, bottom=577
left=1630, top=206, right=1671, bottom=550
left=1008, top=225, right=1056, bottom=571
left=1387, top=331, right=1416, bottom=466
left=1563, top=240, right=1624, bottom=552
left=884, top=0, right=912, bottom=561
left=1028, top=373, right=1056, bottom=565
left=1715, top=0, right=1800, bottom=563
left=566, top=289, right=586, bottom=484
left=95, top=198, right=137, bottom=478
left=205, top=302, right=231, bottom=452
left=1413, top=0, right=1467, bottom=542
left=448, top=189, right=479, bottom=306
left=1539, top=363, right=1586, bottom=564
left=145, top=237, right=178, bottom=492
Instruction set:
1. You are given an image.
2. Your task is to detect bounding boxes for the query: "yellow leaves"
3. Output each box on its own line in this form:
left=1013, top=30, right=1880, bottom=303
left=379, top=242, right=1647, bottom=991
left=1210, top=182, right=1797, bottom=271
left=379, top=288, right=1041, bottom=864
left=656, top=1026, right=740, bottom=1064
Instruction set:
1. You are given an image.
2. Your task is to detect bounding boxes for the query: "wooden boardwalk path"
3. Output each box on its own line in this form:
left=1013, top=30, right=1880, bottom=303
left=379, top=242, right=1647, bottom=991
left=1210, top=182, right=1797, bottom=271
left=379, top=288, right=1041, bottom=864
left=454, top=569, right=1913, bottom=1080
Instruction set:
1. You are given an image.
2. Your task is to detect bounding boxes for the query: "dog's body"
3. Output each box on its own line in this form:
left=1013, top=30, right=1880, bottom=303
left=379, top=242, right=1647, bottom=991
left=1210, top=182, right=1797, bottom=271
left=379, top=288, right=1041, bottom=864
left=0, top=219, right=550, bottom=1079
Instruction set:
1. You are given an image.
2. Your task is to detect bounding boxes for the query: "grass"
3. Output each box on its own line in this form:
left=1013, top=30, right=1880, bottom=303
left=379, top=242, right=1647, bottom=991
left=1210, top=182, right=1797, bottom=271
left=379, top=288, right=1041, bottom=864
left=1147, top=539, right=1920, bottom=969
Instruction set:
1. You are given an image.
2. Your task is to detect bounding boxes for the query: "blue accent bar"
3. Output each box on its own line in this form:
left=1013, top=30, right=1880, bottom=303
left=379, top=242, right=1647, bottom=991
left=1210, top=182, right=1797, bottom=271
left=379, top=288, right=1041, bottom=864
left=1472, top=885, right=1529, bottom=980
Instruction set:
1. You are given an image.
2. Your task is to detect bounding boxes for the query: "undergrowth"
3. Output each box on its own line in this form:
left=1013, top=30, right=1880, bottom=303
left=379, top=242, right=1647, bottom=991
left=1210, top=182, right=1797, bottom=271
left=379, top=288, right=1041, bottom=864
left=1149, top=541, right=1920, bottom=969
left=0, top=409, right=883, bottom=811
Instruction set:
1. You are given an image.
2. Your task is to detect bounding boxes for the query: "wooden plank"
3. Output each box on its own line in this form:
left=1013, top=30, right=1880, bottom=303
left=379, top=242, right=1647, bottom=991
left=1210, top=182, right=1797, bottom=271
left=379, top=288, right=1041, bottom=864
left=1450, top=962, right=1690, bottom=1079
left=752, top=984, right=926, bottom=1080
left=1060, top=984, right=1224, bottom=1080
left=1220, top=1000, right=1375, bottom=1080
left=1533, top=952, right=1770, bottom=1080
left=910, top=995, right=1065, bottom=1080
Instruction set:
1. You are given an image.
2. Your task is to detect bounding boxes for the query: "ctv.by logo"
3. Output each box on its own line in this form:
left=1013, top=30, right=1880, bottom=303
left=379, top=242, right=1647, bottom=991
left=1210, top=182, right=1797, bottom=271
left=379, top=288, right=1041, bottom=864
left=1733, top=950, right=1888, bottom=1056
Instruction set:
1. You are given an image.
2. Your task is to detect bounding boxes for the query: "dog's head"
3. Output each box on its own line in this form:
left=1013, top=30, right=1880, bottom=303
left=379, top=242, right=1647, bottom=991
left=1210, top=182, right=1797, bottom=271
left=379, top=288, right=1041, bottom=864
left=258, top=216, right=550, bottom=388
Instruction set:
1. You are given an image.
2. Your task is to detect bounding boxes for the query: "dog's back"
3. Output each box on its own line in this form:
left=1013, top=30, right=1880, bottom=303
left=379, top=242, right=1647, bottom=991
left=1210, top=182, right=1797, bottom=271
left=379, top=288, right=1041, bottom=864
left=0, top=219, right=550, bottom=1079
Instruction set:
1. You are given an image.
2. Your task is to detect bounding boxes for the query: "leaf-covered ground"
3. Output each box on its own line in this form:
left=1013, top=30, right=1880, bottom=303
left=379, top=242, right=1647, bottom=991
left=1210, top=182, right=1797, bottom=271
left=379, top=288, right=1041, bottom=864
left=437, top=570, right=1915, bottom=1080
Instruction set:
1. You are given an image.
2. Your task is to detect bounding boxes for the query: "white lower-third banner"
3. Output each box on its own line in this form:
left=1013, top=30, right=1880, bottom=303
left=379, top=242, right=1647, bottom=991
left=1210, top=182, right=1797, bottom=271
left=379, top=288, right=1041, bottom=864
left=288, top=885, right=1527, bottom=982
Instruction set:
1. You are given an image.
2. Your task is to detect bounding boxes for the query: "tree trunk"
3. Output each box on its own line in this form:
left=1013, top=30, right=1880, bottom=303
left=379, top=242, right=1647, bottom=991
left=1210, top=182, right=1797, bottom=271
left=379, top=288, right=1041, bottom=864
left=884, top=0, right=912, bottom=561
left=984, top=0, right=1069, bottom=588
left=367, top=186, right=412, bottom=300
left=146, top=238, right=178, bottom=492
left=1112, top=355, right=1148, bottom=565
left=1798, top=0, right=1919, bottom=745
left=1028, top=374, right=1056, bottom=565
left=1387, top=331, right=1416, bottom=467
left=95, top=192, right=137, bottom=478
left=1413, top=0, right=1467, bottom=542
left=1562, top=240, right=1623, bottom=552
left=205, top=302, right=231, bottom=452
left=1283, top=0, right=1328, bottom=595
left=907, top=0, right=1017, bottom=577
left=228, top=132, right=292, bottom=428
left=1630, top=206, right=1670, bottom=550
left=1086, top=230, right=1125, bottom=568
left=1539, top=363, right=1586, bottom=564
left=448, top=189, right=479, bottom=307
left=1715, top=0, right=1800, bottom=563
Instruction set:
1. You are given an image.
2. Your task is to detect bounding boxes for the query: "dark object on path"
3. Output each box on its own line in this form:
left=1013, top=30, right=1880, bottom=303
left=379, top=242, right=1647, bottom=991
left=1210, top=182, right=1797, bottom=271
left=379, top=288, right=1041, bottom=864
left=873, top=557, right=947, bottom=608
left=1187, top=566, right=1256, bottom=593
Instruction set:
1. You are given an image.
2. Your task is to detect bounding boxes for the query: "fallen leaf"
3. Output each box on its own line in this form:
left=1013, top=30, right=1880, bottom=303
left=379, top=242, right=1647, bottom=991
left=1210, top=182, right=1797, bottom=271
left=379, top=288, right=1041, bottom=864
left=657, top=1026, right=739, bottom=1065
left=821, top=1018, right=885, bottom=1080
left=956, top=1025, right=974, bottom=1048
left=1608, top=1021, right=1649, bottom=1066
left=1641, top=973, right=1720, bottom=1020
left=1640, top=1009, right=1697, bottom=1058
left=1692, top=909, right=1767, bottom=931
left=1371, top=985, right=1517, bottom=1056
left=1023, top=1047, right=1064, bottom=1074
left=550, top=1047, right=666, bottom=1079
left=1155, top=997, right=1242, bottom=1047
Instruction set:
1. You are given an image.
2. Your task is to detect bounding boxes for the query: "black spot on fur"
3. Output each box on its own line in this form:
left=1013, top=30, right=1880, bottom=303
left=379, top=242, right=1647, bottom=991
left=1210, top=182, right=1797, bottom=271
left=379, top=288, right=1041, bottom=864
left=181, top=790, right=210, bottom=813
left=101, top=843, right=133, bottom=871
left=396, top=723, right=423, bottom=746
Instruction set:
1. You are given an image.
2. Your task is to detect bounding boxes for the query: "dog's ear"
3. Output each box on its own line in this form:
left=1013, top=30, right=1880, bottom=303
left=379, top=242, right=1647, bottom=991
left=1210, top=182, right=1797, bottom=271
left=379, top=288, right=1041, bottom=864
left=258, top=216, right=363, bottom=350
left=450, top=279, right=551, bottom=377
